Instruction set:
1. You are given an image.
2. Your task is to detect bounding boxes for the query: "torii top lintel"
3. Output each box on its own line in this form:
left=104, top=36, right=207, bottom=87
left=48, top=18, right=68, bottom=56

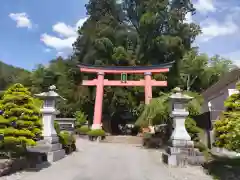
left=78, top=61, right=174, bottom=74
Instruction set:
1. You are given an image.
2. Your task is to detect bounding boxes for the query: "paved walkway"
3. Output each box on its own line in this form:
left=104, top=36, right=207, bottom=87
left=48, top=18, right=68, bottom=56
left=1, top=138, right=212, bottom=180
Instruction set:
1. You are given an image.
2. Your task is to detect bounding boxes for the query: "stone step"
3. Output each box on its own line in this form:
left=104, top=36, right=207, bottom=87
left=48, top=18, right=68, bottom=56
left=103, top=136, right=142, bottom=144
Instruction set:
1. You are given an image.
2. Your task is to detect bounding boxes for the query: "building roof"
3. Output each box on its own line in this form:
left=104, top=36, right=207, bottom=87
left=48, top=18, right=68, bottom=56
left=202, top=68, right=240, bottom=98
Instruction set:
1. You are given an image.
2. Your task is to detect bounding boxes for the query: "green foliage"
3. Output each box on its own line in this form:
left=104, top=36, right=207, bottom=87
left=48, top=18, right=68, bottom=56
left=0, top=61, right=30, bottom=91
left=135, top=93, right=170, bottom=127
left=179, top=51, right=235, bottom=92
left=185, top=117, right=206, bottom=151
left=214, top=82, right=240, bottom=152
left=54, top=122, right=76, bottom=154
left=54, top=121, right=60, bottom=134
left=87, top=129, right=106, bottom=137
left=136, top=91, right=203, bottom=127
left=77, top=125, right=90, bottom=135
left=136, top=90, right=206, bottom=151
left=74, top=111, right=87, bottom=127
left=59, top=131, right=76, bottom=154
left=0, top=83, right=42, bottom=156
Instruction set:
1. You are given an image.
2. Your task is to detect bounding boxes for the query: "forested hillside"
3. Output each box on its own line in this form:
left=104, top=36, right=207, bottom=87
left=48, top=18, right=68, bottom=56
left=0, top=61, right=30, bottom=91
left=1, top=0, right=237, bottom=122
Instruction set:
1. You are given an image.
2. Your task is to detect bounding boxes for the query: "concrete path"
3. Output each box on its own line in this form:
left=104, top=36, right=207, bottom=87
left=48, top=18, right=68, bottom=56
left=0, top=138, right=212, bottom=180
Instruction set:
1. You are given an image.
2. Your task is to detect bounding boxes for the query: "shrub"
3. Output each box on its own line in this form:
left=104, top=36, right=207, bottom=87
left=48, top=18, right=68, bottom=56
left=87, top=129, right=105, bottom=137
left=59, top=131, right=76, bottom=154
left=77, top=125, right=90, bottom=135
left=74, top=111, right=87, bottom=128
left=136, top=90, right=207, bottom=152
left=0, top=83, right=42, bottom=157
left=54, top=121, right=60, bottom=134
left=195, top=141, right=207, bottom=152
left=213, top=82, right=240, bottom=152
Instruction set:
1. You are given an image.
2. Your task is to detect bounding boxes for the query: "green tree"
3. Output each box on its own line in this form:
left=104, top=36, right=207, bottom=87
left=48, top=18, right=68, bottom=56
left=72, top=0, right=201, bottom=125
left=214, top=82, right=240, bottom=152
left=179, top=50, right=235, bottom=92
left=0, top=83, right=42, bottom=157
left=0, top=61, right=30, bottom=91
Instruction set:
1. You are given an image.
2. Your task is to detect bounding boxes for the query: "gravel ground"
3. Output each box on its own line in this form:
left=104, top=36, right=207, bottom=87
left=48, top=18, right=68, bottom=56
left=0, top=138, right=213, bottom=180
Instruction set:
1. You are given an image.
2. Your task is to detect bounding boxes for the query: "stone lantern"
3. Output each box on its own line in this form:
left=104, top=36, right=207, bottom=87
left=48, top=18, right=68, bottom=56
left=162, top=87, right=196, bottom=166
left=169, top=87, right=193, bottom=147
left=34, top=85, right=66, bottom=162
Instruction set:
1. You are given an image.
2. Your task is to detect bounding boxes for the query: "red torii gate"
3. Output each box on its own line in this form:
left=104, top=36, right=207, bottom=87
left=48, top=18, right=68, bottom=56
left=78, top=63, right=173, bottom=129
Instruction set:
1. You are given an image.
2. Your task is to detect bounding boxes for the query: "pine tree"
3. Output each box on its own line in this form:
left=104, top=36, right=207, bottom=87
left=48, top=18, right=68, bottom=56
left=214, top=82, right=240, bottom=152
left=0, top=83, right=42, bottom=156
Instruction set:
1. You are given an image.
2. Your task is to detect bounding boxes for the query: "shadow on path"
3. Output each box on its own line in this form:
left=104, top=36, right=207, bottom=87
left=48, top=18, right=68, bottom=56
left=203, top=156, right=240, bottom=180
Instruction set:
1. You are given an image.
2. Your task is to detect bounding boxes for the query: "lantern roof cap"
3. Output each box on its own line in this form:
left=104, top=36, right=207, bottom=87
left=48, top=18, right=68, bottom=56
left=170, top=87, right=193, bottom=101
left=35, top=85, right=66, bottom=100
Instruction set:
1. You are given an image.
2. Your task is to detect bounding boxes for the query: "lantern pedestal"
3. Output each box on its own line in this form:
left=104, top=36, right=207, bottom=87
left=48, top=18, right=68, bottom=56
left=40, top=107, right=65, bottom=162
left=30, top=86, right=66, bottom=162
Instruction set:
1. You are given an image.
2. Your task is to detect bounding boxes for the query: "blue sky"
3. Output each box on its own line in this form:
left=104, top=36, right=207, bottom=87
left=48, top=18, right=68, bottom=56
left=0, top=0, right=240, bottom=70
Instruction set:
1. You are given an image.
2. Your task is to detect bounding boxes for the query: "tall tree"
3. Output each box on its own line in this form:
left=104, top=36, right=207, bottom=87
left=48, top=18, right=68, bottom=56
left=179, top=50, right=236, bottom=92
left=72, top=0, right=201, bottom=124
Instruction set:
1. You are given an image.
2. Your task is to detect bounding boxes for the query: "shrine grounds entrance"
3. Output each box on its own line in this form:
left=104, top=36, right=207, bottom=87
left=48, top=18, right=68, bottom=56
left=78, top=63, right=173, bottom=130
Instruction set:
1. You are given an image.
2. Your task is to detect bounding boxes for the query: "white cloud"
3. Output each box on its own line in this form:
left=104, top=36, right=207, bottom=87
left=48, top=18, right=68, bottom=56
left=76, top=17, right=88, bottom=30
left=184, top=12, right=193, bottom=23
left=194, top=0, right=216, bottom=14
left=9, top=12, right=32, bottom=29
left=41, top=34, right=76, bottom=50
left=198, top=16, right=238, bottom=42
left=41, top=17, right=88, bottom=55
left=53, top=22, right=77, bottom=38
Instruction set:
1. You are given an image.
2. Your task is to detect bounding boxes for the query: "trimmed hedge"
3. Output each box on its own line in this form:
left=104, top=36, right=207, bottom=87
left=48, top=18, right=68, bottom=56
left=87, top=129, right=106, bottom=141
left=77, top=125, right=90, bottom=135
left=87, top=129, right=105, bottom=137
left=59, top=131, right=76, bottom=154
left=54, top=121, right=76, bottom=154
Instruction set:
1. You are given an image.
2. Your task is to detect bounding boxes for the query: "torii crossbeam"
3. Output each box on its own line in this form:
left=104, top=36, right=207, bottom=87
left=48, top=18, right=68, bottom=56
left=78, top=62, right=173, bottom=129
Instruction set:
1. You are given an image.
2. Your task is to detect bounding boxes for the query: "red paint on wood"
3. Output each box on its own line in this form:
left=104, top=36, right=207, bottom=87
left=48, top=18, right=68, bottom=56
left=82, top=79, right=167, bottom=87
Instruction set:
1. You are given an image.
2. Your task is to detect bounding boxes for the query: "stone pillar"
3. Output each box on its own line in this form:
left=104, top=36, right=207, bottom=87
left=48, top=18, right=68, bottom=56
left=33, top=85, right=65, bottom=162
left=144, top=72, right=152, bottom=105
left=92, top=72, right=104, bottom=129
left=162, top=87, right=201, bottom=166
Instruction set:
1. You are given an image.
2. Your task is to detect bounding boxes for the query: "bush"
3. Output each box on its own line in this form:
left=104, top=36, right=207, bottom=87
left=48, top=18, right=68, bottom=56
left=87, top=129, right=105, bottom=137
left=77, top=125, right=90, bottom=135
left=194, top=141, right=207, bottom=152
left=54, top=121, right=60, bottom=134
left=136, top=90, right=207, bottom=152
left=74, top=111, right=87, bottom=128
left=0, top=83, right=42, bottom=157
left=213, top=82, right=240, bottom=152
left=59, top=131, right=76, bottom=154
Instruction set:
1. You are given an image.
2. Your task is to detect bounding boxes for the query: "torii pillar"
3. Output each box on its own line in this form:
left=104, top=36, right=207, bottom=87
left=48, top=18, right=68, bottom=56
left=144, top=72, right=152, bottom=105
left=92, top=72, right=105, bottom=129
